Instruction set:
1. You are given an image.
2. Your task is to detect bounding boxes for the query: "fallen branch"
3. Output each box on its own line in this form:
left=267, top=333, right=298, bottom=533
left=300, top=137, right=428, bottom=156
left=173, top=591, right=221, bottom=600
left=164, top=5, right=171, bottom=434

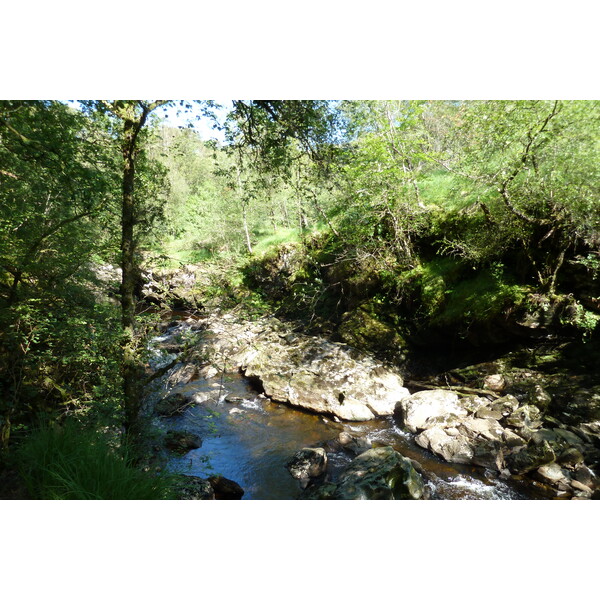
left=405, top=380, right=501, bottom=399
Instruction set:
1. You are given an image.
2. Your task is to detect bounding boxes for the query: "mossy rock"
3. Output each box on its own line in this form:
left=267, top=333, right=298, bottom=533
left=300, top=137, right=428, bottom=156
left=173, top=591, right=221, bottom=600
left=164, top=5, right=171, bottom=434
left=172, top=475, right=214, bottom=500
left=333, top=447, right=425, bottom=500
left=338, top=304, right=406, bottom=361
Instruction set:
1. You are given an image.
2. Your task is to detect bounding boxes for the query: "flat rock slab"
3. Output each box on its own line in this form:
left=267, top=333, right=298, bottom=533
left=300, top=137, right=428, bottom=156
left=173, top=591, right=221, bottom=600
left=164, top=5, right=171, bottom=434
left=195, top=313, right=410, bottom=421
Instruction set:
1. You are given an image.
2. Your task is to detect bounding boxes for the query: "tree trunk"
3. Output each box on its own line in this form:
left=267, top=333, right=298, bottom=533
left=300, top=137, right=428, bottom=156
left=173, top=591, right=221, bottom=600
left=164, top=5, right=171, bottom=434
left=120, top=116, right=141, bottom=431
left=242, top=203, right=252, bottom=254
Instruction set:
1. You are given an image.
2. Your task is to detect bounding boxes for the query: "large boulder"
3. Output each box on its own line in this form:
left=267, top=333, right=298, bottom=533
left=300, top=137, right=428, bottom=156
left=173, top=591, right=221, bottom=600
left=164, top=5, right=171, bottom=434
left=395, top=390, right=469, bottom=433
left=333, top=447, right=425, bottom=500
left=196, top=313, right=410, bottom=421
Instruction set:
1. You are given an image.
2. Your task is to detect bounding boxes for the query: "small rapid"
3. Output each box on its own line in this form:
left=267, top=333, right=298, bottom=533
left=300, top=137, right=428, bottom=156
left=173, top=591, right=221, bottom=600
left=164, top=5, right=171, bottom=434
left=145, top=318, right=532, bottom=499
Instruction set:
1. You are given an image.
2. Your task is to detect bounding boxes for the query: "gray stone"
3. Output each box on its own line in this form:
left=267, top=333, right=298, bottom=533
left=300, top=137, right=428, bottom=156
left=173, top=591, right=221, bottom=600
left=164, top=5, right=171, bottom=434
left=490, top=395, right=519, bottom=416
left=503, top=429, right=527, bottom=448
left=166, top=363, right=198, bottom=386
left=460, top=395, right=492, bottom=414
left=530, top=428, right=559, bottom=445
left=476, top=407, right=504, bottom=420
left=536, top=462, right=568, bottom=484
left=570, top=479, right=593, bottom=495
left=337, top=432, right=372, bottom=456
left=471, top=440, right=505, bottom=471
left=201, top=314, right=412, bottom=421
left=458, top=416, right=505, bottom=442
left=396, top=390, right=468, bottom=433
left=483, top=374, right=507, bottom=393
left=415, top=426, right=474, bottom=464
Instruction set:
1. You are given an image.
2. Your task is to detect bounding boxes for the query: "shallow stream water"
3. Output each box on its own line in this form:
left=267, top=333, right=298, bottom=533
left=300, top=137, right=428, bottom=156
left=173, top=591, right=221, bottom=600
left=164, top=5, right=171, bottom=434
left=148, top=320, right=536, bottom=500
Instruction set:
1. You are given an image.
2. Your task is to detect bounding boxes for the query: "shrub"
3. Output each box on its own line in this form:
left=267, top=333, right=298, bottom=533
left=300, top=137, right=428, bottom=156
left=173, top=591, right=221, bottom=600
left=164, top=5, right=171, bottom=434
left=15, top=421, right=176, bottom=500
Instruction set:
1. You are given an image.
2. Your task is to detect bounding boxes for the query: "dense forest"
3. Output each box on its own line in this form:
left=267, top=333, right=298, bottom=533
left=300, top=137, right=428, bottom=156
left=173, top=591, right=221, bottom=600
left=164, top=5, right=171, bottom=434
left=1, top=99, right=599, bottom=500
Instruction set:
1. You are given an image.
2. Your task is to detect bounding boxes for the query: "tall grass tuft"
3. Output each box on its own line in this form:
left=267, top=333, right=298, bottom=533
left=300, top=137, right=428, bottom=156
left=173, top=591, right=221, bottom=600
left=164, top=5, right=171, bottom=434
left=16, top=421, right=176, bottom=500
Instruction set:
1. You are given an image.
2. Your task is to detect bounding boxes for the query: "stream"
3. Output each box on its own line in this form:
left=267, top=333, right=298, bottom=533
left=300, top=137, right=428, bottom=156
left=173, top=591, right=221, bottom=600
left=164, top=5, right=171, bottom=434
left=146, top=316, right=544, bottom=500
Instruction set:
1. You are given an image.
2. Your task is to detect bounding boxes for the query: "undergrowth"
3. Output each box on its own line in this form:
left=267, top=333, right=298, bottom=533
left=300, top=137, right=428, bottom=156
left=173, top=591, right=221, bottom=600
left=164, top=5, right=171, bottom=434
left=15, top=420, right=177, bottom=500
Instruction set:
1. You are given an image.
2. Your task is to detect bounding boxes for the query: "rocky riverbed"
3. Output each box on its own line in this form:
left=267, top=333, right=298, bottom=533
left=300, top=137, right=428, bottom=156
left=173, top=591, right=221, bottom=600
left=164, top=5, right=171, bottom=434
left=142, top=311, right=600, bottom=500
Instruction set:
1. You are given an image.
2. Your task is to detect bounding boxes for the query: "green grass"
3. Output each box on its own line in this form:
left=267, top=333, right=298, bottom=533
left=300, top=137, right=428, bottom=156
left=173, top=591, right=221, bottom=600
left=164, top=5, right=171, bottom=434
left=250, top=228, right=303, bottom=255
left=16, top=421, right=176, bottom=500
left=433, top=268, right=530, bottom=326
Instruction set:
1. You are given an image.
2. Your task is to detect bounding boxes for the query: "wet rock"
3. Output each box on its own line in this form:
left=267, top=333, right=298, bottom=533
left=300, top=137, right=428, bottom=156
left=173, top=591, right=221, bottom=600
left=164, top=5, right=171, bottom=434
left=164, top=430, right=202, bottom=454
left=286, top=448, right=328, bottom=486
left=506, top=441, right=556, bottom=475
left=155, top=393, right=190, bottom=416
left=395, top=390, right=468, bottom=433
left=415, top=426, right=474, bottom=464
left=207, top=475, right=244, bottom=499
left=224, top=396, right=244, bottom=403
left=337, top=432, right=372, bottom=456
left=174, top=475, right=214, bottom=500
left=333, top=447, right=425, bottom=500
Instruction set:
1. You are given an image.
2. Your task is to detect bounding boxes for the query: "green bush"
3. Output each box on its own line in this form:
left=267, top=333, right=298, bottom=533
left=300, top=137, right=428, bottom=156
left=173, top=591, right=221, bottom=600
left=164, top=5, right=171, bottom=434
left=15, top=421, right=176, bottom=500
